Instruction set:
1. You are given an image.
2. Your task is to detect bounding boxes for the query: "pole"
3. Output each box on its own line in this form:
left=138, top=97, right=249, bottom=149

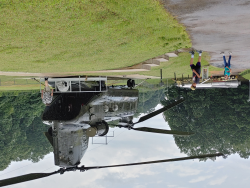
left=32, top=78, right=45, bottom=86
left=79, top=76, right=81, bottom=92
left=248, top=80, right=250, bottom=102
left=167, top=79, right=168, bottom=95
left=160, top=69, right=162, bottom=82
left=201, top=78, right=211, bottom=84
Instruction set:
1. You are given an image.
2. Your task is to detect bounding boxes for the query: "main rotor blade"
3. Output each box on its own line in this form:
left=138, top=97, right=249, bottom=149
left=0, top=172, right=57, bottom=187
left=136, top=99, right=185, bottom=124
left=84, top=153, right=223, bottom=170
left=132, top=127, right=194, bottom=135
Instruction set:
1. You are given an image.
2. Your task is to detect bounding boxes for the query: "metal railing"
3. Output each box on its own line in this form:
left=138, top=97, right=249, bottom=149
left=40, top=76, right=108, bottom=93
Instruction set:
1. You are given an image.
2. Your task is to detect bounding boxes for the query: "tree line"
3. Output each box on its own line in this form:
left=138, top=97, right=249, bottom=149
left=0, top=91, right=52, bottom=171
left=162, top=84, right=250, bottom=160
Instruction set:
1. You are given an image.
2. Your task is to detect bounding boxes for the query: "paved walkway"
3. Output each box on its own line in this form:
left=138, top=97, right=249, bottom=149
left=0, top=69, right=148, bottom=77
left=0, top=71, right=159, bottom=79
left=162, top=0, right=250, bottom=69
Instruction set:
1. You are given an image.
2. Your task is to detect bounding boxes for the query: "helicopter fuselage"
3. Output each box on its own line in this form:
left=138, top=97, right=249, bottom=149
left=43, top=88, right=139, bottom=168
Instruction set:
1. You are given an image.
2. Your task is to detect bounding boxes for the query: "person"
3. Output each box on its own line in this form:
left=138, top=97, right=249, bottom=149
left=189, top=49, right=202, bottom=90
left=221, top=51, right=232, bottom=80
left=41, top=78, right=53, bottom=106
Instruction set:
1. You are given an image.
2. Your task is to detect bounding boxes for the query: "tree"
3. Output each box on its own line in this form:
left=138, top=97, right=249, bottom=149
left=162, top=85, right=250, bottom=160
left=134, top=86, right=165, bottom=117
left=0, top=91, right=53, bottom=171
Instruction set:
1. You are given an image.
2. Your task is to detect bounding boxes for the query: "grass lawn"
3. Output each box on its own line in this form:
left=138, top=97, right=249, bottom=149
left=0, top=0, right=191, bottom=73
left=0, top=75, right=40, bottom=85
left=0, top=85, right=40, bottom=91
left=85, top=52, right=224, bottom=78
left=240, top=70, right=250, bottom=80
left=0, top=75, right=40, bottom=90
left=138, top=52, right=224, bottom=78
left=0, top=52, right=224, bottom=91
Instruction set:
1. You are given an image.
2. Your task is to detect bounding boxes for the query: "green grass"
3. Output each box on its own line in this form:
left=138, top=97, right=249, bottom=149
left=0, top=75, right=40, bottom=85
left=240, top=69, right=250, bottom=80
left=0, top=75, right=40, bottom=90
left=140, top=52, right=224, bottom=78
left=0, top=85, right=40, bottom=91
left=84, top=52, right=224, bottom=78
left=0, top=0, right=191, bottom=73
left=0, top=90, right=39, bottom=97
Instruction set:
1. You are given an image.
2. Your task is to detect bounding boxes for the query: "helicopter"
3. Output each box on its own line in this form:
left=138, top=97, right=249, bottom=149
left=41, top=81, right=196, bottom=169
left=0, top=78, right=224, bottom=187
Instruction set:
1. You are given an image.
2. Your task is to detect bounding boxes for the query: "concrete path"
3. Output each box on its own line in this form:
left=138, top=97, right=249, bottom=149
left=0, top=69, right=149, bottom=77
left=0, top=71, right=159, bottom=79
left=162, top=0, right=250, bottom=69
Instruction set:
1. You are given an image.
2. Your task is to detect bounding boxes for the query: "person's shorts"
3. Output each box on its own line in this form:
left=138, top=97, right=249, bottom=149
left=190, top=62, right=201, bottom=69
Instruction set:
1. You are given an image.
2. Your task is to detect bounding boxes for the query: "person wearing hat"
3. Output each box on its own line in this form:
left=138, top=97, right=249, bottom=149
left=189, top=50, right=202, bottom=90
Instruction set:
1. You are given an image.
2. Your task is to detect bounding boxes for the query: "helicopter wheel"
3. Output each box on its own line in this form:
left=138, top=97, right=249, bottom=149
left=96, top=120, right=109, bottom=136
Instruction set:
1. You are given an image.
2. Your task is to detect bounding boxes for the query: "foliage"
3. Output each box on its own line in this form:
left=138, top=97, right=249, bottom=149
left=0, top=0, right=190, bottom=73
left=161, top=84, right=250, bottom=160
left=0, top=92, right=52, bottom=171
left=240, top=69, right=250, bottom=80
left=134, top=85, right=165, bottom=117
